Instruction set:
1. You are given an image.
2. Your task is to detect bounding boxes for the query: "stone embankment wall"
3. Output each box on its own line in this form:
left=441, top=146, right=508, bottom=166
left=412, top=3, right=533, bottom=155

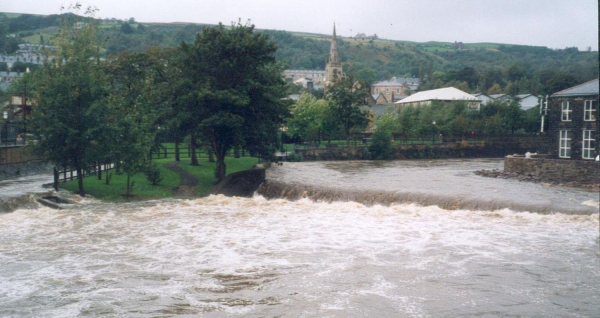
left=295, top=139, right=544, bottom=161
left=0, top=146, right=34, bottom=165
left=0, top=146, right=50, bottom=179
left=504, top=156, right=599, bottom=184
left=212, top=168, right=266, bottom=197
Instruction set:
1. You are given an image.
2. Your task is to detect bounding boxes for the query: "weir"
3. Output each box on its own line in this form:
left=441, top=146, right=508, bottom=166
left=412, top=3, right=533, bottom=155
left=259, top=159, right=599, bottom=215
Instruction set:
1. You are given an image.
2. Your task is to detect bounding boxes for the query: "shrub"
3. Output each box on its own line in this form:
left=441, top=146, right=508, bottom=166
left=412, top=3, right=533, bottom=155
left=287, top=152, right=304, bottom=162
left=144, top=162, right=163, bottom=185
left=368, top=131, right=394, bottom=160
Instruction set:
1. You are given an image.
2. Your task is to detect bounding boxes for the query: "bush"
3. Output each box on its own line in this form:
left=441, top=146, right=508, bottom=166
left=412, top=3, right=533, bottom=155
left=144, top=162, right=163, bottom=185
left=287, top=152, right=304, bottom=162
left=368, top=131, right=394, bottom=160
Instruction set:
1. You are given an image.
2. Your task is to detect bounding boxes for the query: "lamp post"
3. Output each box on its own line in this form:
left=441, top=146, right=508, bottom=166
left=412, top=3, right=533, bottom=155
left=21, top=67, right=30, bottom=143
left=431, top=120, right=436, bottom=144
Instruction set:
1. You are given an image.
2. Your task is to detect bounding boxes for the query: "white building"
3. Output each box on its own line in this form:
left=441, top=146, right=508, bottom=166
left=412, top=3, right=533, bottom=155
left=395, top=87, right=481, bottom=110
left=516, top=94, right=540, bottom=110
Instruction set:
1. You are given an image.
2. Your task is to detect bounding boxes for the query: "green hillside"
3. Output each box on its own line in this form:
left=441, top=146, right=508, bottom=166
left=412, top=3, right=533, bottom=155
left=1, top=12, right=597, bottom=95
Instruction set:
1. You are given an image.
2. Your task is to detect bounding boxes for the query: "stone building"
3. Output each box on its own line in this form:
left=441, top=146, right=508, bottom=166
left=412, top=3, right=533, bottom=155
left=283, top=70, right=325, bottom=83
left=283, top=24, right=342, bottom=86
left=547, top=78, right=598, bottom=160
left=371, top=77, right=420, bottom=103
left=324, top=24, right=343, bottom=86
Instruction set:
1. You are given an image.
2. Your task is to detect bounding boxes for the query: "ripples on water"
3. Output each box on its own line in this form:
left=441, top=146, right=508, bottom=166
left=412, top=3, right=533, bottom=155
left=0, top=159, right=598, bottom=317
left=0, top=196, right=598, bottom=317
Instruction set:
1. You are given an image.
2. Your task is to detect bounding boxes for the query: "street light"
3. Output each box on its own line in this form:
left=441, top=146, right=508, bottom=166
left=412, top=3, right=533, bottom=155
left=431, top=120, right=436, bottom=144
left=21, top=67, right=30, bottom=143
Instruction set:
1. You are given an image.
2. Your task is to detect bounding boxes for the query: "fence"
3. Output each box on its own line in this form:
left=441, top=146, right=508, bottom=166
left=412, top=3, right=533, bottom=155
left=52, top=161, right=115, bottom=191
left=290, top=135, right=544, bottom=150
left=52, top=145, right=254, bottom=189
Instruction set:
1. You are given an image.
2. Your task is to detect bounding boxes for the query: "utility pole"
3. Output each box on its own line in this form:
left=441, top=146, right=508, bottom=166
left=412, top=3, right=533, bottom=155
left=539, top=95, right=548, bottom=133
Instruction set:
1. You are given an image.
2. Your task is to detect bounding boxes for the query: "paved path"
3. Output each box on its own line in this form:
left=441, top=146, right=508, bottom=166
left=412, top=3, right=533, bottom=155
left=163, top=162, right=199, bottom=198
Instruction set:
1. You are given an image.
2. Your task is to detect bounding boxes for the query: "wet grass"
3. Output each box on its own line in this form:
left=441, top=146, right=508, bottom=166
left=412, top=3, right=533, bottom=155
left=60, top=158, right=180, bottom=202
left=60, top=157, right=259, bottom=201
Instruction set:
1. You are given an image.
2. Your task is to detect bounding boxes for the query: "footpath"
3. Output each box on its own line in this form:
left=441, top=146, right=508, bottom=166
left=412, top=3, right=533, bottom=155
left=163, top=162, right=199, bottom=198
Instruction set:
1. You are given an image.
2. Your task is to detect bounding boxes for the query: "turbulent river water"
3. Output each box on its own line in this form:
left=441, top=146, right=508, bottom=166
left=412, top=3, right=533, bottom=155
left=0, top=159, right=598, bottom=317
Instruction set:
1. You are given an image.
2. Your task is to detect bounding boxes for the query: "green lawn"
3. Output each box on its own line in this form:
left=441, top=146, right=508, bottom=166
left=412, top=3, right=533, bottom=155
left=60, top=156, right=258, bottom=201
left=60, top=158, right=180, bottom=201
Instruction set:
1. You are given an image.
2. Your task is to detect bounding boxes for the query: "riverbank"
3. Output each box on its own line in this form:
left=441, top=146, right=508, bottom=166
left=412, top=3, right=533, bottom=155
left=474, top=169, right=600, bottom=192
left=59, top=157, right=258, bottom=201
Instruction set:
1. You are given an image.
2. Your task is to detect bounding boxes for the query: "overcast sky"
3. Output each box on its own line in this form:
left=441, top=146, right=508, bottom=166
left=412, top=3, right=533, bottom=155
left=2, top=0, right=598, bottom=50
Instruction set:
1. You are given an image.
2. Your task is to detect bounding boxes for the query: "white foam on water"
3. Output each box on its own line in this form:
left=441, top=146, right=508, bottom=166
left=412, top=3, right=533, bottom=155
left=0, top=195, right=598, bottom=317
left=582, top=199, right=599, bottom=208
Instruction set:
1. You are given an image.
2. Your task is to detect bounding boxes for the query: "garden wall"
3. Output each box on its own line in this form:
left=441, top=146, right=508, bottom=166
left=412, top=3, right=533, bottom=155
left=504, top=156, right=599, bottom=184
left=295, top=139, right=544, bottom=161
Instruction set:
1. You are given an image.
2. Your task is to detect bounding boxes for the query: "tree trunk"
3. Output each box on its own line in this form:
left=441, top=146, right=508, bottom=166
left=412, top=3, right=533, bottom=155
left=234, top=145, right=240, bottom=158
left=175, top=140, right=180, bottom=162
left=76, top=165, right=85, bottom=197
left=208, top=148, right=215, bottom=163
left=97, top=162, right=102, bottom=180
left=215, top=156, right=226, bottom=181
left=126, top=172, right=131, bottom=198
left=190, top=134, right=199, bottom=166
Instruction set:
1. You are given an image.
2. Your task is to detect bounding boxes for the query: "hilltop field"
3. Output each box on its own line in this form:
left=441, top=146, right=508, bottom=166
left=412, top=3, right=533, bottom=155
left=1, top=12, right=597, bottom=95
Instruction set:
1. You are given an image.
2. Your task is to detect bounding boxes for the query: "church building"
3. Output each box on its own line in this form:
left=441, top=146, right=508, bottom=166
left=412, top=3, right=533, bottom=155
left=284, top=24, right=343, bottom=86
left=324, top=24, right=343, bottom=86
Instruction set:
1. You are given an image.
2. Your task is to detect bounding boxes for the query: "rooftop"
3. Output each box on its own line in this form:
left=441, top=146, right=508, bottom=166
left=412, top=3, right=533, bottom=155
left=551, top=78, right=599, bottom=97
left=372, top=77, right=420, bottom=87
left=395, top=87, right=479, bottom=104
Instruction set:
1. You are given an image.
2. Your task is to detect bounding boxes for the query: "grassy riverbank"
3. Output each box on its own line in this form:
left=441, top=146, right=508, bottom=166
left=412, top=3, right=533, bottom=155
left=60, top=157, right=259, bottom=201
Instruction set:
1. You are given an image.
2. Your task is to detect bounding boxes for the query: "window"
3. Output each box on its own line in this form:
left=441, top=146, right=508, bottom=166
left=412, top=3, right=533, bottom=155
left=396, top=87, right=400, bottom=93
left=561, top=101, right=571, bottom=121
left=584, top=100, right=596, bottom=121
left=375, top=88, right=379, bottom=94
left=582, top=130, right=595, bottom=159
left=559, top=130, right=571, bottom=158
left=386, top=88, right=389, bottom=93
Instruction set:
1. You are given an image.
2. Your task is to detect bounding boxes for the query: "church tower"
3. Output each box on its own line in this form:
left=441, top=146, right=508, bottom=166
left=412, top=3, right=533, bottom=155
left=325, top=23, right=343, bottom=86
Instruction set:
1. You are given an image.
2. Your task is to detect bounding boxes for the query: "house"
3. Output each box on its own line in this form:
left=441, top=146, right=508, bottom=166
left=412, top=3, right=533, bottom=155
left=547, top=78, right=598, bottom=160
left=473, top=93, right=493, bottom=105
left=371, top=93, right=389, bottom=105
left=488, top=94, right=514, bottom=103
left=0, top=71, right=23, bottom=91
left=394, top=87, right=481, bottom=110
left=0, top=95, right=30, bottom=144
left=371, top=77, right=419, bottom=103
left=283, top=70, right=326, bottom=83
left=515, top=94, right=540, bottom=111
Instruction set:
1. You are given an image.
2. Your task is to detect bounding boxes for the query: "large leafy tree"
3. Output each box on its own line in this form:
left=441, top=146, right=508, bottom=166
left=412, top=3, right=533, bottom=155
left=102, top=51, right=165, bottom=196
left=180, top=22, right=287, bottom=181
left=29, top=17, right=107, bottom=196
left=325, top=76, right=370, bottom=144
left=287, top=93, right=329, bottom=143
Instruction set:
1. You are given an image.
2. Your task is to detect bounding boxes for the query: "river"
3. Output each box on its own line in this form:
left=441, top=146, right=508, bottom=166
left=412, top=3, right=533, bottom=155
left=0, top=159, right=598, bottom=317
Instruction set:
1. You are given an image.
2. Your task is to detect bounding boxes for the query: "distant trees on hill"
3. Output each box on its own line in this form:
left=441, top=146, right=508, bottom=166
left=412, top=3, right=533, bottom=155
left=3, top=12, right=597, bottom=96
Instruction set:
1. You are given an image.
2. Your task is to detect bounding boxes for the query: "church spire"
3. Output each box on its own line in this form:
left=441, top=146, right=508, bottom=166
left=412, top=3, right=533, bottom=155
left=325, top=22, right=342, bottom=85
left=329, top=23, right=338, bottom=64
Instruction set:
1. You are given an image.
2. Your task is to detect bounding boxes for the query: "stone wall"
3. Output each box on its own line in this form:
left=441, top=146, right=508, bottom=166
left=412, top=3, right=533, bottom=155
left=212, top=168, right=266, bottom=197
left=0, top=146, right=34, bottom=165
left=295, top=138, right=546, bottom=161
left=504, top=156, right=600, bottom=184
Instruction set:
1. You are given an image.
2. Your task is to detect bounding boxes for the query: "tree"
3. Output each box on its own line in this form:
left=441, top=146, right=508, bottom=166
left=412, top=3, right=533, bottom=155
left=487, top=83, right=503, bottom=95
left=102, top=51, right=164, bottom=197
left=369, top=112, right=398, bottom=159
left=325, top=75, right=370, bottom=144
left=287, top=93, right=329, bottom=143
left=180, top=22, right=288, bottom=181
left=120, top=22, right=134, bottom=34
left=29, top=16, right=106, bottom=196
